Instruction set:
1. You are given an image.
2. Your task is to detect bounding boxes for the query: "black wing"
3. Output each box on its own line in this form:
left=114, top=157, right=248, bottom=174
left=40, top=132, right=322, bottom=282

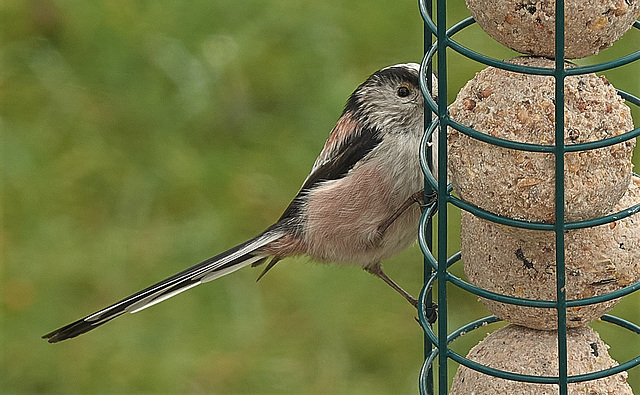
left=277, top=124, right=382, bottom=223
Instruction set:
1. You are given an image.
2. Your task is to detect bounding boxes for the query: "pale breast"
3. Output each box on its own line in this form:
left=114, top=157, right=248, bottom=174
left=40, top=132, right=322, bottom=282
left=301, top=138, right=423, bottom=266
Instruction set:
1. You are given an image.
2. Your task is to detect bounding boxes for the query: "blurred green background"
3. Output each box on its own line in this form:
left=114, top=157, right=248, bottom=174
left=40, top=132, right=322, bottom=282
left=2, top=0, right=639, bottom=393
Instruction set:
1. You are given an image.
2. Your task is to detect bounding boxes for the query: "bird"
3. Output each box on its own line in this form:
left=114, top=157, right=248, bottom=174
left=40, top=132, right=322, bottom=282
left=43, top=63, right=438, bottom=343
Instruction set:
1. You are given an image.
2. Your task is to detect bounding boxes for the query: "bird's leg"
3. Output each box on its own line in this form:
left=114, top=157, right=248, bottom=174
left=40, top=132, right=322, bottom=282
left=364, top=263, right=418, bottom=307
left=419, top=189, right=438, bottom=213
left=425, top=301, right=438, bottom=324
left=368, top=191, right=439, bottom=317
left=376, top=190, right=437, bottom=239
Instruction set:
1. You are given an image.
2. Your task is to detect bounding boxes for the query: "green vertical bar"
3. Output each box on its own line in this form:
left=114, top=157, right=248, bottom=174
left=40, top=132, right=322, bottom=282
left=436, top=0, right=448, bottom=392
left=554, top=0, right=568, bottom=393
left=423, top=0, right=435, bottom=393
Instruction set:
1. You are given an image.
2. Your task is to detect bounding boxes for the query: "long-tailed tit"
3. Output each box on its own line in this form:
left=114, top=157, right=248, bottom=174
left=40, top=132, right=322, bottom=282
left=43, top=63, right=437, bottom=343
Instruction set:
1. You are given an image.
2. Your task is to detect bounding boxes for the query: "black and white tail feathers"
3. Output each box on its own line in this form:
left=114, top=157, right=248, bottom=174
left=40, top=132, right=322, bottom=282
left=42, top=231, right=284, bottom=343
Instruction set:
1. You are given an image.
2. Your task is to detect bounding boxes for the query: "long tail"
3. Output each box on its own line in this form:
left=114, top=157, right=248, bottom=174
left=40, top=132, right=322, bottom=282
left=42, top=231, right=284, bottom=343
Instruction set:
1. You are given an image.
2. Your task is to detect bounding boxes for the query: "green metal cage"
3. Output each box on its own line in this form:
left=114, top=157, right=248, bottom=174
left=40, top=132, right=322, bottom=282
left=416, top=0, right=640, bottom=394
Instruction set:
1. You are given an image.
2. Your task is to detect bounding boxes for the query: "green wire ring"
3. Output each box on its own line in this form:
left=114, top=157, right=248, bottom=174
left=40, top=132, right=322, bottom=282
left=417, top=7, right=640, bottom=392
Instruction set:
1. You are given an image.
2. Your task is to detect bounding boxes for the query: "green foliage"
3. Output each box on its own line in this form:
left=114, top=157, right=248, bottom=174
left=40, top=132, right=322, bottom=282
left=2, top=1, right=638, bottom=393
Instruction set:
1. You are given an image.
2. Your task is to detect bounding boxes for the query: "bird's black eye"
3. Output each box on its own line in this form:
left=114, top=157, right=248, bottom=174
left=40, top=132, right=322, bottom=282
left=397, top=85, right=411, bottom=98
